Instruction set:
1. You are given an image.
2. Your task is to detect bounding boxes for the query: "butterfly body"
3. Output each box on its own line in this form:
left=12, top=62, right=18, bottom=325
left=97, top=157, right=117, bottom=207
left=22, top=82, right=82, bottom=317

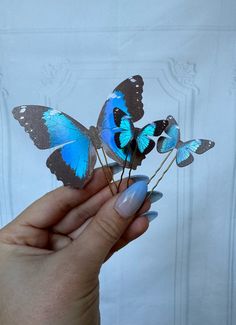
left=157, top=115, right=215, bottom=167
left=88, top=125, right=102, bottom=149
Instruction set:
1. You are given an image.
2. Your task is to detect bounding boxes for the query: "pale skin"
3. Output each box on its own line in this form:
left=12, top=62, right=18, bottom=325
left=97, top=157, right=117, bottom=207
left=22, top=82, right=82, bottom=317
left=0, top=167, right=150, bottom=325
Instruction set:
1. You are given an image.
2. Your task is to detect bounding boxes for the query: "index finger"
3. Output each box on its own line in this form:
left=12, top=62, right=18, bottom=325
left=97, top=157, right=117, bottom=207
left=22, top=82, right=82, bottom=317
left=16, top=164, right=122, bottom=229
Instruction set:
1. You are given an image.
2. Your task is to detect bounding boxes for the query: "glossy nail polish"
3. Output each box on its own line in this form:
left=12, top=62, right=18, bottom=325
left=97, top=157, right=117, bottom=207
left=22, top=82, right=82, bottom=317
left=147, top=191, right=163, bottom=204
left=108, top=162, right=123, bottom=175
left=131, top=174, right=149, bottom=184
left=114, top=180, right=148, bottom=218
left=142, top=211, right=158, bottom=222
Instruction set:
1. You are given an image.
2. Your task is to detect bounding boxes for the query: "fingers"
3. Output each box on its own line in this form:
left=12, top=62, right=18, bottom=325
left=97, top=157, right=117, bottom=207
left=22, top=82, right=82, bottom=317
left=14, top=166, right=118, bottom=229
left=104, top=215, right=149, bottom=262
left=0, top=216, right=73, bottom=250
left=52, top=177, right=135, bottom=235
left=67, top=193, right=151, bottom=240
left=49, top=187, right=156, bottom=253
left=48, top=233, right=72, bottom=251
left=0, top=222, right=49, bottom=248
left=17, top=186, right=87, bottom=228
left=62, top=181, right=148, bottom=269
left=0, top=165, right=119, bottom=247
left=84, top=163, right=121, bottom=194
left=52, top=185, right=160, bottom=261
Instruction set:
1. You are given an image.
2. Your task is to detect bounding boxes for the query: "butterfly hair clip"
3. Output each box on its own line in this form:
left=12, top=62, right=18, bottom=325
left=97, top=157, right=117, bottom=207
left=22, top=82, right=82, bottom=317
left=147, top=115, right=215, bottom=196
left=12, top=75, right=167, bottom=193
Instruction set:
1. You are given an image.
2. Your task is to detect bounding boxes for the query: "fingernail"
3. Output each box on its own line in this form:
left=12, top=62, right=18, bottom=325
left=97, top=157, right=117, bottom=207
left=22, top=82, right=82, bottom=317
left=142, top=211, right=158, bottom=222
left=108, top=162, right=123, bottom=175
left=147, top=191, right=163, bottom=204
left=114, top=181, right=148, bottom=218
left=131, top=174, right=149, bottom=184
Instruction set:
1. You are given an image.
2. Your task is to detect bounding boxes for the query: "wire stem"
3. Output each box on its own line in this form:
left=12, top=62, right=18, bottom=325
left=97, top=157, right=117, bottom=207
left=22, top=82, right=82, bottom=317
left=147, top=155, right=176, bottom=199
left=148, top=150, right=173, bottom=184
left=101, top=146, right=118, bottom=190
left=95, top=148, right=114, bottom=196
left=127, top=143, right=138, bottom=188
left=117, top=151, right=128, bottom=193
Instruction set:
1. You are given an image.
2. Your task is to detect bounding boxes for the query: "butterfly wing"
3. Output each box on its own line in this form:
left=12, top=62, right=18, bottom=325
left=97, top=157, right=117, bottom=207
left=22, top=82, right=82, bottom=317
left=97, top=76, right=144, bottom=168
left=176, top=142, right=194, bottom=167
left=136, top=120, right=168, bottom=155
left=157, top=115, right=180, bottom=153
left=46, top=139, right=96, bottom=188
left=12, top=105, right=96, bottom=188
left=176, top=139, right=215, bottom=167
left=113, top=75, right=144, bottom=122
left=113, top=108, right=134, bottom=149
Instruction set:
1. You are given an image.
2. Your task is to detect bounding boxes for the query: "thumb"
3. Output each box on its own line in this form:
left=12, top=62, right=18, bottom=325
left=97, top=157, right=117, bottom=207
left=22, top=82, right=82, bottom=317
left=73, top=180, right=148, bottom=266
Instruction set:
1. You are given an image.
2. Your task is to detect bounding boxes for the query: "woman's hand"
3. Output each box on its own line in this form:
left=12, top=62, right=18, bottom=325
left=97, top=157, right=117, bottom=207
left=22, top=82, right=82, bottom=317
left=0, top=166, right=160, bottom=325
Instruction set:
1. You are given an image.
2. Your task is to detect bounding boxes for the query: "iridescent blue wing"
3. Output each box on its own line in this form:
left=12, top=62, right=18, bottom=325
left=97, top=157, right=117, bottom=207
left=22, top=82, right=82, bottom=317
left=157, top=115, right=180, bottom=153
left=113, top=107, right=134, bottom=149
left=114, top=117, right=134, bottom=149
left=136, top=120, right=168, bottom=154
left=12, top=105, right=96, bottom=188
left=114, top=75, right=144, bottom=122
left=46, top=139, right=96, bottom=188
left=97, top=76, right=144, bottom=168
left=176, top=139, right=215, bottom=167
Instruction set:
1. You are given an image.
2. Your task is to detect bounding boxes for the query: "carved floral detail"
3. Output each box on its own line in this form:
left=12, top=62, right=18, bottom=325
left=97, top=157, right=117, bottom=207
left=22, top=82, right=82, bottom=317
left=40, top=59, right=75, bottom=100
left=170, top=59, right=197, bottom=88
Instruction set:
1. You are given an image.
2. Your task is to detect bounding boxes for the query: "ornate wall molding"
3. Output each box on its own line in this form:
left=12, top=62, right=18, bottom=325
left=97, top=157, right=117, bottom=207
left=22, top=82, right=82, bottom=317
left=0, top=71, right=13, bottom=225
left=227, top=70, right=236, bottom=325
left=154, top=58, right=198, bottom=325
left=39, top=58, right=76, bottom=189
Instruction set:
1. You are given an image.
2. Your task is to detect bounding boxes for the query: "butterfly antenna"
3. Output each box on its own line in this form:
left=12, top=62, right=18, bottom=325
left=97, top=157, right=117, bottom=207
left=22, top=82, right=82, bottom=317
left=117, top=151, right=129, bottom=193
left=147, top=154, right=176, bottom=199
left=95, top=148, right=114, bottom=196
left=148, top=150, right=173, bottom=184
left=101, top=146, right=118, bottom=191
left=127, top=143, right=138, bottom=188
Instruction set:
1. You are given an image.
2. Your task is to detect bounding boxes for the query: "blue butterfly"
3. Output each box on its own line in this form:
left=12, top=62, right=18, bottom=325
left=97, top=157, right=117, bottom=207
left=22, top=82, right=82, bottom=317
left=12, top=75, right=160, bottom=188
left=97, top=76, right=168, bottom=167
left=97, top=76, right=145, bottom=168
left=157, top=115, right=215, bottom=167
left=12, top=105, right=98, bottom=188
left=113, top=107, right=168, bottom=158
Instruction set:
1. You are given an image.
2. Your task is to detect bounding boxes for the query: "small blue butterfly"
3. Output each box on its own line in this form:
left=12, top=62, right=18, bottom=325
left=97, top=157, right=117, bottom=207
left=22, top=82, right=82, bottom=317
left=113, top=107, right=168, bottom=157
left=12, top=75, right=157, bottom=188
left=157, top=115, right=215, bottom=167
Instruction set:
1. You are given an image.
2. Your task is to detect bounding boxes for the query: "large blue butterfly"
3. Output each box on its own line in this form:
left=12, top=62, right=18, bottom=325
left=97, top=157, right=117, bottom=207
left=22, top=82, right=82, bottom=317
left=157, top=115, right=215, bottom=167
left=97, top=76, right=167, bottom=167
left=97, top=76, right=145, bottom=168
left=12, top=76, right=152, bottom=188
left=12, top=105, right=97, bottom=188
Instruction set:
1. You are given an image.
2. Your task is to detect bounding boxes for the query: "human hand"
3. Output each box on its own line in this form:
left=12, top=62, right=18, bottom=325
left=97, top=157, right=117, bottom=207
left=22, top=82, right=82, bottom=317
left=0, top=165, right=161, bottom=325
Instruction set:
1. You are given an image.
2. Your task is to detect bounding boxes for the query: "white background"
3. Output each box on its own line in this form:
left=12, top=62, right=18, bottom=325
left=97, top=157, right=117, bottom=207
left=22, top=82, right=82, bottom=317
left=0, top=1, right=235, bottom=324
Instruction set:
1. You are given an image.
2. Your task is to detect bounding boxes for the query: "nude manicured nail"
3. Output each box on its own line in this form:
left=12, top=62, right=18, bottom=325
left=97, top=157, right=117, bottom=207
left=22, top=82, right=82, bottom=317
left=114, top=181, right=148, bottom=218
left=147, top=191, right=163, bottom=204
left=108, top=162, right=123, bottom=175
left=142, top=211, right=158, bottom=222
left=131, top=175, right=149, bottom=183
